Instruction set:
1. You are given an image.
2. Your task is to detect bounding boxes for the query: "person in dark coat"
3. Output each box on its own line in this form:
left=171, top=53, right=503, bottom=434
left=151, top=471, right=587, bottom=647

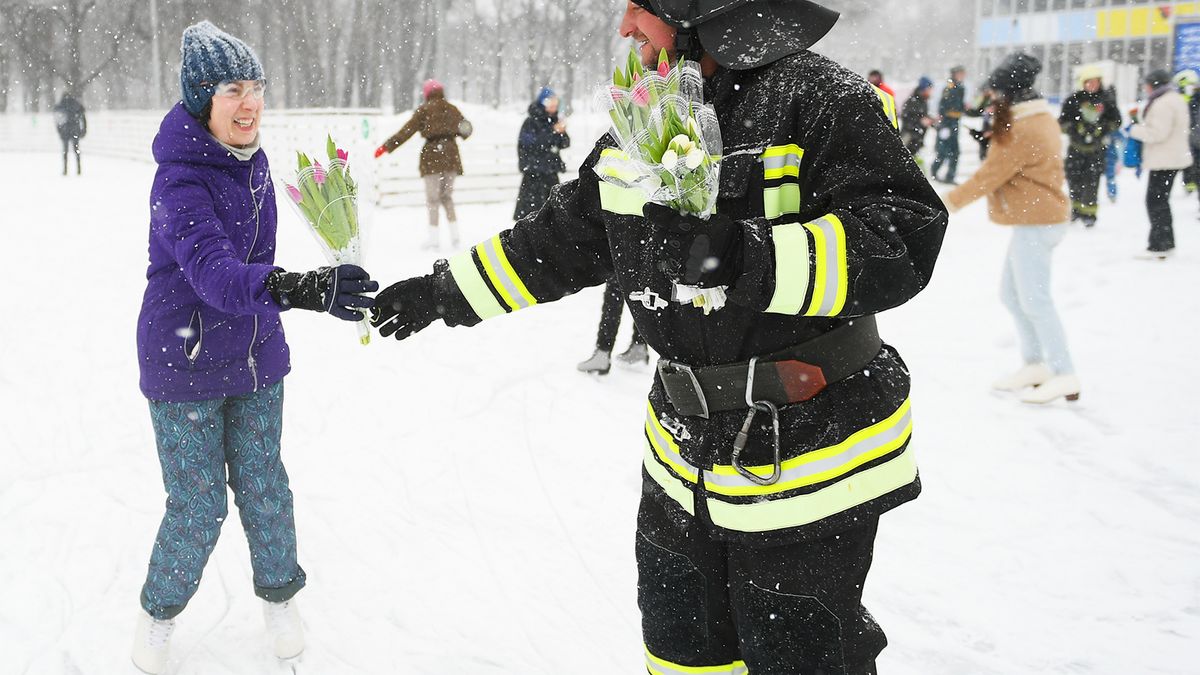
left=514, top=87, right=570, bottom=221
left=1059, top=67, right=1122, bottom=227
left=900, top=76, right=935, bottom=163
left=369, top=0, right=947, bottom=671
left=375, top=80, right=472, bottom=250
left=931, top=65, right=967, bottom=184
left=53, top=92, right=86, bottom=175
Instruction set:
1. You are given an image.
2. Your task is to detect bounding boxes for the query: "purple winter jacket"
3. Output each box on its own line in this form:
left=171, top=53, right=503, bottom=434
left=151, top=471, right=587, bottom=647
left=137, top=103, right=289, bottom=402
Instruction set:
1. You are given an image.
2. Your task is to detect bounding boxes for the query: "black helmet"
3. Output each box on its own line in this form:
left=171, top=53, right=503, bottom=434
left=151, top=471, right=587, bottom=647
left=988, top=53, right=1042, bottom=95
left=1145, top=69, right=1173, bottom=88
left=632, top=0, right=840, bottom=71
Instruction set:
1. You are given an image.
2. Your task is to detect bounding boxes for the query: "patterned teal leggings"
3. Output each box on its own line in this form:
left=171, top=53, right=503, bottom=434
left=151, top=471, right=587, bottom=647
left=141, top=381, right=306, bottom=619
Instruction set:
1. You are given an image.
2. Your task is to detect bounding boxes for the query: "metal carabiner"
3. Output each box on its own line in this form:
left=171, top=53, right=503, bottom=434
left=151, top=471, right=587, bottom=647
left=731, top=399, right=782, bottom=486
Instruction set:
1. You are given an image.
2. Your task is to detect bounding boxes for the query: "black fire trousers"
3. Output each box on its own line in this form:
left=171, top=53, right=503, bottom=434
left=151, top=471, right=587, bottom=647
left=595, top=278, right=643, bottom=353
left=636, top=491, right=885, bottom=675
left=1066, top=148, right=1105, bottom=223
left=1146, top=169, right=1178, bottom=253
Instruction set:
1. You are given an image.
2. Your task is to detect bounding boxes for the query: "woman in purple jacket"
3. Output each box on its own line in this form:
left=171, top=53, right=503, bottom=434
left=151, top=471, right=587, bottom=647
left=131, top=22, right=377, bottom=674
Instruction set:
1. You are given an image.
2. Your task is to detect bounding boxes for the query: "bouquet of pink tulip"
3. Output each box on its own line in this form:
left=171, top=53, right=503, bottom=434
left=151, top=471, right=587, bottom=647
left=282, top=135, right=371, bottom=344
left=596, top=48, right=726, bottom=312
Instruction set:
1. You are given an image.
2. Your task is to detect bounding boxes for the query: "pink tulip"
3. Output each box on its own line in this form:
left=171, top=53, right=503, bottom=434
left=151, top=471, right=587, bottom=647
left=313, top=161, right=326, bottom=185
left=337, top=148, right=349, bottom=162
left=631, top=82, right=650, bottom=106
left=657, top=60, right=670, bottom=78
left=284, top=183, right=303, bottom=204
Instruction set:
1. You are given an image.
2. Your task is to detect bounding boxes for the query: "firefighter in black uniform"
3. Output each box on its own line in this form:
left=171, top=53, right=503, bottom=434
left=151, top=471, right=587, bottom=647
left=372, top=1, right=947, bottom=672
left=1059, top=67, right=1122, bottom=227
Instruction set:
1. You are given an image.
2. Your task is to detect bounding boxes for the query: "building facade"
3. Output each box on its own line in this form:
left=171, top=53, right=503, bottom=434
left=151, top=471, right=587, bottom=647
left=975, top=1, right=1200, bottom=101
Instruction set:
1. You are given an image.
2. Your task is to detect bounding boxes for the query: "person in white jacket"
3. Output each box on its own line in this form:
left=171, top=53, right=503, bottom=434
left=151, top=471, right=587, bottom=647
left=1129, top=69, right=1191, bottom=258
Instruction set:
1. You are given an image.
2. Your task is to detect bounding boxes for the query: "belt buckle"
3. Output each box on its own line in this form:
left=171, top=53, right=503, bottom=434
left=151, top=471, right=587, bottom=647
left=656, top=358, right=710, bottom=420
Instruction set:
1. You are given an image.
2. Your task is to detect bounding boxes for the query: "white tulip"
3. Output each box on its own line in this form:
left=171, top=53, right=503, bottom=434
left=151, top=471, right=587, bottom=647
left=684, top=148, right=705, bottom=170
left=661, top=149, right=679, bottom=168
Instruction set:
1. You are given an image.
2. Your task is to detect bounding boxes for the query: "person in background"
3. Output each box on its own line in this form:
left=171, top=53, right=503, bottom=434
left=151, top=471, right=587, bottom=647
left=132, top=22, right=377, bottom=675
left=576, top=280, right=649, bottom=374
left=944, top=53, right=1080, bottom=405
left=1173, top=69, right=1200, bottom=198
left=900, top=76, right=935, bottom=165
left=966, top=88, right=994, bottom=161
left=514, top=86, right=570, bottom=221
left=375, top=79, right=472, bottom=250
left=931, top=65, right=967, bottom=184
left=53, top=92, right=86, bottom=176
left=867, top=69, right=894, bottom=97
left=1129, top=69, right=1191, bottom=259
left=1104, top=98, right=1126, bottom=204
left=1059, top=65, right=1122, bottom=227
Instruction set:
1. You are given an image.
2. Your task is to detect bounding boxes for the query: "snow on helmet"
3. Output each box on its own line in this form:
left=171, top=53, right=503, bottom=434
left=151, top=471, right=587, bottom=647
left=634, top=0, right=840, bottom=71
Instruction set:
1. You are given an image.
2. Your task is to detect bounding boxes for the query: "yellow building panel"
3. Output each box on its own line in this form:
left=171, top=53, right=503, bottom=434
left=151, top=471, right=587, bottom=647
left=1130, top=7, right=1149, bottom=37
left=1151, top=6, right=1172, bottom=35
left=1179, top=3, right=1200, bottom=17
left=1101, top=9, right=1128, bottom=39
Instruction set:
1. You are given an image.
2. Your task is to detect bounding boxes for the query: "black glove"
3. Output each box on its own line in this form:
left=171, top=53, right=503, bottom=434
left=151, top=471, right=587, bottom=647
left=642, top=203, right=742, bottom=287
left=266, top=264, right=378, bottom=321
left=370, top=275, right=441, bottom=340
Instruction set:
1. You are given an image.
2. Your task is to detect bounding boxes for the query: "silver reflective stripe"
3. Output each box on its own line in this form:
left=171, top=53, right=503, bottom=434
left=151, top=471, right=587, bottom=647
left=805, top=215, right=846, bottom=317
left=645, top=404, right=700, bottom=482
left=479, top=238, right=533, bottom=310
left=762, top=153, right=801, bottom=171
left=704, top=407, right=912, bottom=494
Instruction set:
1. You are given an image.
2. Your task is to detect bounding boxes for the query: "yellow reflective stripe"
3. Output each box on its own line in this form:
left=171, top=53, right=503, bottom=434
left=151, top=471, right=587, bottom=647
left=763, top=183, right=801, bottom=220
left=764, top=164, right=800, bottom=180
left=482, top=234, right=537, bottom=310
left=802, top=215, right=848, bottom=316
left=643, top=440, right=696, bottom=516
left=706, top=445, right=918, bottom=533
left=760, top=143, right=803, bottom=160
left=761, top=144, right=804, bottom=180
left=873, top=85, right=899, bottom=129
left=645, top=645, right=748, bottom=675
left=448, top=249, right=506, bottom=320
left=645, top=402, right=699, bottom=483
left=599, top=181, right=648, bottom=216
left=706, top=399, right=912, bottom=496
left=764, top=221, right=811, bottom=315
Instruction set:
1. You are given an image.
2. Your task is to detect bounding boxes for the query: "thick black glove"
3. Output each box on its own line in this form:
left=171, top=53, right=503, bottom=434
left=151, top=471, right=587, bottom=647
left=266, top=264, right=378, bottom=322
left=370, top=275, right=440, bottom=340
left=642, top=203, right=742, bottom=287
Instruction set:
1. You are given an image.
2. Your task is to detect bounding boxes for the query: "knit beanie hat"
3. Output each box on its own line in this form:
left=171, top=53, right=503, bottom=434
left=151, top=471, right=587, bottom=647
left=1145, top=69, right=1173, bottom=89
left=422, top=79, right=443, bottom=100
left=916, top=76, right=934, bottom=92
left=536, top=87, right=557, bottom=107
left=179, top=21, right=264, bottom=117
left=988, top=53, right=1041, bottom=96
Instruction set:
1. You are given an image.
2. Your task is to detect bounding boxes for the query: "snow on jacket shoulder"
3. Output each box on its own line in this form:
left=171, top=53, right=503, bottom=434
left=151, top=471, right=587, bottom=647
left=1130, top=89, right=1193, bottom=170
left=946, top=99, right=1070, bottom=225
left=137, top=103, right=289, bottom=402
left=430, top=51, right=947, bottom=544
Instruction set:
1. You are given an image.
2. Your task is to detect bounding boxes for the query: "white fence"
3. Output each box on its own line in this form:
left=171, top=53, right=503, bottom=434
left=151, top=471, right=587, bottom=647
left=0, top=104, right=605, bottom=210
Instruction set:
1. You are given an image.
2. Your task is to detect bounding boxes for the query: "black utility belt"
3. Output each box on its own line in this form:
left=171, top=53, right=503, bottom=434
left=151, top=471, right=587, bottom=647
left=656, top=316, right=882, bottom=420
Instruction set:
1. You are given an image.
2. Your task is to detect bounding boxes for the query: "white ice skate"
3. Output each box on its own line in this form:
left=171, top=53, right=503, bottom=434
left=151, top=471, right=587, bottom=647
left=422, top=226, right=440, bottom=251
left=1135, top=249, right=1173, bottom=261
left=263, top=599, right=305, bottom=660
left=576, top=350, right=611, bottom=375
left=991, top=363, right=1053, bottom=392
left=615, top=342, right=649, bottom=367
left=1020, top=374, right=1081, bottom=404
left=448, top=219, right=461, bottom=248
left=131, top=611, right=176, bottom=675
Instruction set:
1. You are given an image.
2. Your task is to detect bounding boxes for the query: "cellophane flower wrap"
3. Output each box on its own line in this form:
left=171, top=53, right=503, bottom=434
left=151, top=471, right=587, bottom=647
left=594, top=48, right=726, bottom=312
left=282, top=135, right=371, bottom=344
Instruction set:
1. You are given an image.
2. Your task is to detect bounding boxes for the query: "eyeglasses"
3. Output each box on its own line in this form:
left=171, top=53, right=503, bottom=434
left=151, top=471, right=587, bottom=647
left=208, top=80, right=267, bottom=101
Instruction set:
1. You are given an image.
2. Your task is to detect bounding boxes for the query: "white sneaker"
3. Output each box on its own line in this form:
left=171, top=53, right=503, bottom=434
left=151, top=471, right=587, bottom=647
left=576, top=350, right=611, bottom=375
left=447, top=220, right=461, bottom=248
left=263, top=599, right=305, bottom=659
left=615, top=342, right=649, bottom=367
left=131, top=611, right=175, bottom=674
left=1135, top=249, right=1174, bottom=261
left=991, top=363, right=1053, bottom=392
left=1020, top=374, right=1081, bottom=404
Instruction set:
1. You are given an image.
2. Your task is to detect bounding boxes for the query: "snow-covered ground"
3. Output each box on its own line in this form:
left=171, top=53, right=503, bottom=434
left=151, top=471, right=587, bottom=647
left=1, top=147, right=1198, bottom=675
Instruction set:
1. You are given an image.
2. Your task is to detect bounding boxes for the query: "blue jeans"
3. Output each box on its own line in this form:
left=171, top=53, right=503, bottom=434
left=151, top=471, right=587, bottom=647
left=141, top=381, right=305, bottom=619
left=1000, top=225, right=1074, bottom=375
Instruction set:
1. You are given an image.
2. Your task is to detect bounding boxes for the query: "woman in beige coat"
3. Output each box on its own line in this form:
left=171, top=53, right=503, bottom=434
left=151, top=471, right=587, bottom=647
left=945, top=53, right=1080, bottom=404
left=1129, top=69, right=1191, bottom=258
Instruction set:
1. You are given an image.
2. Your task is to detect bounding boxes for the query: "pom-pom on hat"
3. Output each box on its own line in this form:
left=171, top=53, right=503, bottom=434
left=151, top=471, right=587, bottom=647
left=179, top=21, right=264, bottom=117
left=422, top=79, right=444, bottom=100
